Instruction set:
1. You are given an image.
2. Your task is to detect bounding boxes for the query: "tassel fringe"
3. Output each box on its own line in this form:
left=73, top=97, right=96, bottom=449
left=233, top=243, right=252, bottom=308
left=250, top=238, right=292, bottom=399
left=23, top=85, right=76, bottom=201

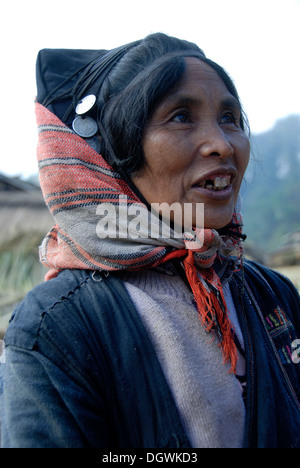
left=183, top=250, right=237, bottom=373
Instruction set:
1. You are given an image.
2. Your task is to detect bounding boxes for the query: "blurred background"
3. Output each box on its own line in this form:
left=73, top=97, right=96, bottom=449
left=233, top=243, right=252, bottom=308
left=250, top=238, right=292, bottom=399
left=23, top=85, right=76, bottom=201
left=1, top=0, right=300, bottom=340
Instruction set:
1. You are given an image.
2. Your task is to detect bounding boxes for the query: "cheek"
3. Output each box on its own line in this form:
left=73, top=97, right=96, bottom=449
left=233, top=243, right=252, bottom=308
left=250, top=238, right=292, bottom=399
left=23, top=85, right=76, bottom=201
left=143, top=132, right=190, bottom=178
left=235, top=135, right=250, bottom=176
left=142, top=133, right=166, bottom=175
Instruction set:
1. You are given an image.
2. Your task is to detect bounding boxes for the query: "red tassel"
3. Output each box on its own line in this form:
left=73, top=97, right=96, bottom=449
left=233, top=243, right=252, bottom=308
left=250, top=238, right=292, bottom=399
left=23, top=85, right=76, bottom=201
left=183, top=250, right=237, bottom=373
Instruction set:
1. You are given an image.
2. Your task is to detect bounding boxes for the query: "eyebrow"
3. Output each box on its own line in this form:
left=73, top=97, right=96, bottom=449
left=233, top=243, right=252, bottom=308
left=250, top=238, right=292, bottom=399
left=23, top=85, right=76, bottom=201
left=162, top=94, right=201, bottom=108
left=220, top=96, right=241, bottom=111
left=162, top=94, right=241, bottom=111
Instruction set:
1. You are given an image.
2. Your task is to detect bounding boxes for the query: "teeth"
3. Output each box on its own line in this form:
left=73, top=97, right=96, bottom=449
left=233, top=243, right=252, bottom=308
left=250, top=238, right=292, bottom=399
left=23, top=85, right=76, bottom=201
left=214, top=176, right=230, bottom=188
left=196, top=175, right=231, bottom=190
left=204, top=175, right=231, bottom=191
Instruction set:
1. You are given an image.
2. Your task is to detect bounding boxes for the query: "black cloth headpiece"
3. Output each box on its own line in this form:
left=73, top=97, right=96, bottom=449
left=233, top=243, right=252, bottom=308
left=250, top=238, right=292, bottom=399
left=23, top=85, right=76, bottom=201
left=36, top=41, right=140, bottom=127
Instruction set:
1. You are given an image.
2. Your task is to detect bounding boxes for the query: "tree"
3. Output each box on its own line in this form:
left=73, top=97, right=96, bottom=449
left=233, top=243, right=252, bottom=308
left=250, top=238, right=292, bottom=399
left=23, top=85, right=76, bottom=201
left=242, top=115, right=300, bottom=252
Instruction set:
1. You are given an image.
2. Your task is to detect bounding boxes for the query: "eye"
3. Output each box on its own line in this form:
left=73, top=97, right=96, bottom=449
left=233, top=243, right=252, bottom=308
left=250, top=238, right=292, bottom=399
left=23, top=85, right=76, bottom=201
left=220, top=111, right=240, bottom=126
left=171, top=111, right=192, bottom=124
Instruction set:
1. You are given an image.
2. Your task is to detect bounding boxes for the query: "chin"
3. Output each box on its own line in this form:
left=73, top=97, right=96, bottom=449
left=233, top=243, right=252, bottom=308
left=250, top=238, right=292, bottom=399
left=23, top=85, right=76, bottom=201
left=202, top=209, right=234, bottom=231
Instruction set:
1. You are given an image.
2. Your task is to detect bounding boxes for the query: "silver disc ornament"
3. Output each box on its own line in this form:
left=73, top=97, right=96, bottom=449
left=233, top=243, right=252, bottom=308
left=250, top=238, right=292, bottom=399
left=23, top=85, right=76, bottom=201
left=75, top=94, right=97, bottom=115
left=72, top=116, right=98, bottom=138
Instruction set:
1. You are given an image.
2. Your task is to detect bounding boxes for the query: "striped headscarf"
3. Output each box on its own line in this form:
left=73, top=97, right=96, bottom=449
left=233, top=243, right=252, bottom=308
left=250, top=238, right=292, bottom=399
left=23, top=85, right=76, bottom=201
left=37, top=102, right=245, bottom=372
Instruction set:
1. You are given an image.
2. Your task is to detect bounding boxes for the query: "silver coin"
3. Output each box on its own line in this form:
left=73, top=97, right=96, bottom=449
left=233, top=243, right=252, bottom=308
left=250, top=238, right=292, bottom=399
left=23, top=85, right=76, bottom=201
left=72, top=116, right=98, bottom=138
left=75, top=94, right=97, bottom=115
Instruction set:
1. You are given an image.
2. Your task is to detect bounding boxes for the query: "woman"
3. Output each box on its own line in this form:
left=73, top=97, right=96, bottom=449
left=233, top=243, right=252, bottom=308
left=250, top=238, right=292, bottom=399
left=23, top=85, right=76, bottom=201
left=1, top=33, right=300, bottom=448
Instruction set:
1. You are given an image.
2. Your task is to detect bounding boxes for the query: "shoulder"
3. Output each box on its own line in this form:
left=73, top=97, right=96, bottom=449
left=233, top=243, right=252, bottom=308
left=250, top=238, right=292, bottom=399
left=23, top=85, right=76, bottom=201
left=243, top=259, right=299, bottom=297
left=4, top=269, right=132, bottom=351
left=235, top=259, right=300, bottom=329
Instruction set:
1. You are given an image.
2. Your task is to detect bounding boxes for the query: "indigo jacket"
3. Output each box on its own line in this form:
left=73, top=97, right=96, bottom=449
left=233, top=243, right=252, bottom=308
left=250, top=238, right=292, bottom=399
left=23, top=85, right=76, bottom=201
left=1, top=260, right=300, bottom=448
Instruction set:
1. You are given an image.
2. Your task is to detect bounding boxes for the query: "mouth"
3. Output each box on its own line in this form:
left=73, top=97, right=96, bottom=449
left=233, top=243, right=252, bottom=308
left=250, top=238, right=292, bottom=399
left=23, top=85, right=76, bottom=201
left=196, top=174, right=232, bottom=191
left=193, top=170, right=235, bottom=190
left=191, top=170, right=237, bottom=200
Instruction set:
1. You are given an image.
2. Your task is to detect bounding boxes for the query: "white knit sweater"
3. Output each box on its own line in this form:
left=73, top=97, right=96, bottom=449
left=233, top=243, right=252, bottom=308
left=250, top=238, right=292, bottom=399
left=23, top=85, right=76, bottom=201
left=120, top=263, right=245, bottom=448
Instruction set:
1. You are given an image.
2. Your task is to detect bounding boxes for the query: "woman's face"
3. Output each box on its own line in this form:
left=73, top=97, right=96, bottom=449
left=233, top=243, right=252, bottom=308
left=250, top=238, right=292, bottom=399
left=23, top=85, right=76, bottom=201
left=131, top=57, right=250, bottom=230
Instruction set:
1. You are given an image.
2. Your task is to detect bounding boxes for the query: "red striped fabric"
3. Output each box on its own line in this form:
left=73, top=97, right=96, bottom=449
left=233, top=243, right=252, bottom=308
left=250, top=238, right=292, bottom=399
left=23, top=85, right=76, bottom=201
left=36, top=102, right=246, bottom=372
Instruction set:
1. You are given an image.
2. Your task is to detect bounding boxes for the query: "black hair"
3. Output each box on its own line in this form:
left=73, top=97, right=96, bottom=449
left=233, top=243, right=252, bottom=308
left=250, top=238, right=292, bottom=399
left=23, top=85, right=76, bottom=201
left=95, top=33, right=248, bottom=173
left=38, top=33, right=249, bottom=174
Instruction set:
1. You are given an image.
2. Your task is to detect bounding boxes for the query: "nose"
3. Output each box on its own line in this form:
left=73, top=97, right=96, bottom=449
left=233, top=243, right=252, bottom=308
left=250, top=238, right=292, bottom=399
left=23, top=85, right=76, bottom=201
left=199, top=123, right=234, bottom=159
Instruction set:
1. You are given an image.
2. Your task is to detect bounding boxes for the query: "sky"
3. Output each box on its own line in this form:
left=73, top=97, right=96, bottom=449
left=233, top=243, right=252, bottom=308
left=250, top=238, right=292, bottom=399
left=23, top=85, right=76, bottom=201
left=1, top=0, right=299, bottom=177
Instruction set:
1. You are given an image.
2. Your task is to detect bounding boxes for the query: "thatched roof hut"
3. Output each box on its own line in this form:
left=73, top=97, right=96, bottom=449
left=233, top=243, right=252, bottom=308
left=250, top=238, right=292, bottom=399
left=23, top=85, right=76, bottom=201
left=0, top=190, right=54, bottom=251
left=0, top=182, right=54, bottom=329
left=0, top=172, right=39, bottom=192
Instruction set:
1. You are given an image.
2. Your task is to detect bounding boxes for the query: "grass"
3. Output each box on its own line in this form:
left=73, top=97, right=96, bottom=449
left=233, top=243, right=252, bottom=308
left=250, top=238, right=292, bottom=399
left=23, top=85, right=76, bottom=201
left=0, top=249, right=43, bottom=294
left=0, top=241, right=47, bottom=334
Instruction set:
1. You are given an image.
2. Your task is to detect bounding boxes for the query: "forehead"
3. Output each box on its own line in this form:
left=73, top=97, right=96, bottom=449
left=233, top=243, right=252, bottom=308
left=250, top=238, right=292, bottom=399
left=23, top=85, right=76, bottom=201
left=164, top=57, right=238, bottom=106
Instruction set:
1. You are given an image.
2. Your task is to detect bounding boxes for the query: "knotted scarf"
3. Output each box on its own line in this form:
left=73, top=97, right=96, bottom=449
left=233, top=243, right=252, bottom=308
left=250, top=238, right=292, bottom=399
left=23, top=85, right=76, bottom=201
left=36, top=102, right=245, bottom=372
